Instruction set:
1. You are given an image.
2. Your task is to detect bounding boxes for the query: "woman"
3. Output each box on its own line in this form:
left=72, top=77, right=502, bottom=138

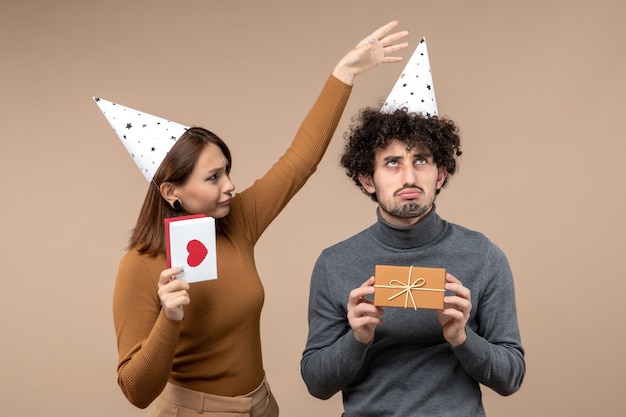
left=112, top=21, right=409, bottom=417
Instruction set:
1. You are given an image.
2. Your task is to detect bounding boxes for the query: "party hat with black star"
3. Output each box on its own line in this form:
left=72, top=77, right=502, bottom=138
left=93, top=97, right=188, bottom=181
left=381, top=37, right=438, bottom=116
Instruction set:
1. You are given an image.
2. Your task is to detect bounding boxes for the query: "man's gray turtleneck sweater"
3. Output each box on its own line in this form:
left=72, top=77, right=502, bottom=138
left=301, top=208, right=525, bottom=417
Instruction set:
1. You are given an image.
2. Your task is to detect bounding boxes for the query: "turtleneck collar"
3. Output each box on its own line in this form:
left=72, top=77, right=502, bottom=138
left=369, top=205, right=447, bottom=250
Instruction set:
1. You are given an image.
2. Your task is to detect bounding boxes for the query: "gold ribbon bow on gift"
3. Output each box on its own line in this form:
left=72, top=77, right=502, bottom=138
left=375, top=266, right=445, bottom=310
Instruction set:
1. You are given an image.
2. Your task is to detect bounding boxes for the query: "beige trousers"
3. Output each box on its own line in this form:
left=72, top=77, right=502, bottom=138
left=147, top=378, right=279, bottom=417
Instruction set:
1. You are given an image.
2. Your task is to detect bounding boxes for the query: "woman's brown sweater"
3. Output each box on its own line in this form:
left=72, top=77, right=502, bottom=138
left=112, top=75, right=351, bottom=408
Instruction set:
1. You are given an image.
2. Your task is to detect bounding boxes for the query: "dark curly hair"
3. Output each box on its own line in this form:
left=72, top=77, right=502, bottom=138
left=340, top=107, right=462, bottom=201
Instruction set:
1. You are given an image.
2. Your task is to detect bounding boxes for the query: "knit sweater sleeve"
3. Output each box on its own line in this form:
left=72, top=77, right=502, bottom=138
left=232, top=75, right=351, bottom=244
left=112, top=250, right=182, bottom=408
left=301, top=253, right=370, bottom=399
left=451, top=243, right=526, bottom=396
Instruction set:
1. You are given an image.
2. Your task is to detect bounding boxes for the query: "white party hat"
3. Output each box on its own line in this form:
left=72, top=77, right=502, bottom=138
left=93, top=97, right=189, bottom=181
left=381, top=37, right=438, bottom=116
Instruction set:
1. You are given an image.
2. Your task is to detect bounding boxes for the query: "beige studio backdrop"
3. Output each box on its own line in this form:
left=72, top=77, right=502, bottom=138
left=1, top=1, right=625, bottom=416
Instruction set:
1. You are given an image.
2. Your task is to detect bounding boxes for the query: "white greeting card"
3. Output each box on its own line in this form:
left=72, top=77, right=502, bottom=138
left=165, top=214, right=217, bottom=283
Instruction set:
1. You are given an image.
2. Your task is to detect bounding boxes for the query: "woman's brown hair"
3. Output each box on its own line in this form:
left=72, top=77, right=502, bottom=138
left=128, top=127, right=232, bottom=256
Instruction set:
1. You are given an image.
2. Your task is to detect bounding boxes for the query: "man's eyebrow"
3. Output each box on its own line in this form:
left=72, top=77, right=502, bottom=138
left=382, top=155, right=401, bottom=163
left=413, top=150, right=433, bottom=159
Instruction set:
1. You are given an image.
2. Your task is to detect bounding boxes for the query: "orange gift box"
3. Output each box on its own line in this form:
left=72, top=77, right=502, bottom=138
left=374, top=265, right=446, bottom=310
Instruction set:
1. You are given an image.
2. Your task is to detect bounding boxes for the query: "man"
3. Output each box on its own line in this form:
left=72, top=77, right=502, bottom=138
left=300, top=105, right=525, bottom=417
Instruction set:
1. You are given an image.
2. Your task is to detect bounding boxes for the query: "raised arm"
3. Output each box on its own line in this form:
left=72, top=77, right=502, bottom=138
left=233, top=21, right=409, bottom=242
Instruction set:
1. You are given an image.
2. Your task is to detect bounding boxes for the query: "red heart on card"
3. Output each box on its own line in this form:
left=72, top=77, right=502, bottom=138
left=186, top=239, right=208, bottom=267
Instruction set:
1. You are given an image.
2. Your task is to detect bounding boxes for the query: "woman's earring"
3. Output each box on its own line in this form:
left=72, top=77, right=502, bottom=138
left=173, top=200, right=182, bottom=210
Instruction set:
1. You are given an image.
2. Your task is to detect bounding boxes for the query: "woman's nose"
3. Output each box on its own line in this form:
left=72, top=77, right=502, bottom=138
left=225, top=177, right=236, bottom=193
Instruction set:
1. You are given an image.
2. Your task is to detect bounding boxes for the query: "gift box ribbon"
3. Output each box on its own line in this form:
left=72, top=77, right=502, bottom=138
left=375, top=266, right=445, bottom=310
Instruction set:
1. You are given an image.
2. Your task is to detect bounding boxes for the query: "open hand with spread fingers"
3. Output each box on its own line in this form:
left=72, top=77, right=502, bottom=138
left=333, top=20, right=410, bottom=85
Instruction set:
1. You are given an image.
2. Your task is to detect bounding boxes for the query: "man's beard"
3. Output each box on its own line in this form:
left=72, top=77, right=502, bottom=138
left=381, top=201, right=430, bottom=219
